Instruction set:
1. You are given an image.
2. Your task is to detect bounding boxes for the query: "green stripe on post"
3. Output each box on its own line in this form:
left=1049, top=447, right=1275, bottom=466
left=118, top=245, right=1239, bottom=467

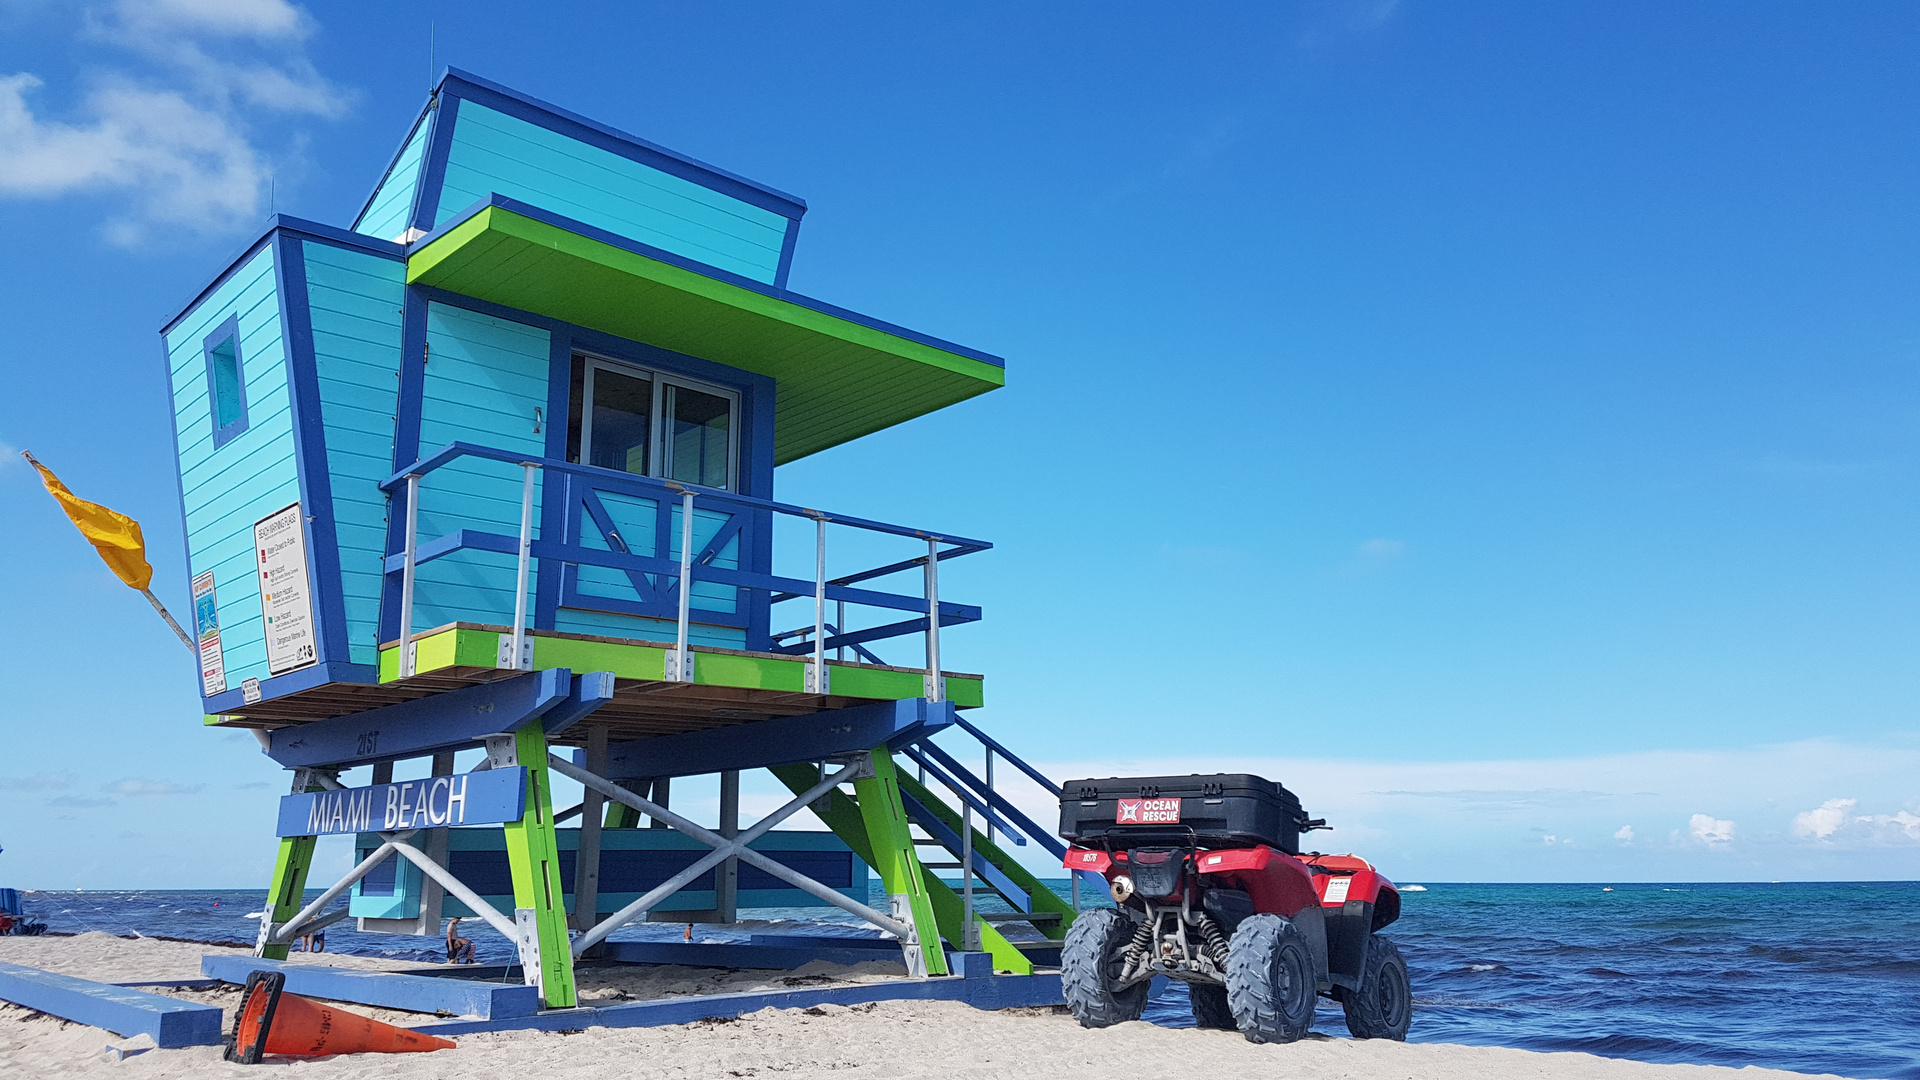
left=501, top=725, right=578, bottom=1008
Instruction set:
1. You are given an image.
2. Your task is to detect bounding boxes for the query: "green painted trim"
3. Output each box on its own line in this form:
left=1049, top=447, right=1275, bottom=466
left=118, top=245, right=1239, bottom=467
left=896, top=768, right=1075, bottom=941
left=769, top=764, right=1030, bottom=974
left=379, top=630, right=983, bottom=708
left=500, top=725, right=578, bottom=1007
left=694, top=650, right=804, bottom=692
left=533, top=636, right=665, bottom=681
left=258, top=834, right=317, bottom=962
left=406, top=206, right=1005, bottom=463
left=377, top=626, right=497, bottom=682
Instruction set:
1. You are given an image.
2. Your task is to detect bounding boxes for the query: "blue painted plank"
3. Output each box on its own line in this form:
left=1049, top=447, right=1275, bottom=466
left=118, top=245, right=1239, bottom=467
left=598, top=941, right=900, bottom=970
left=0, top=961, right=224, bottom=1047
left=278, top=768, right=528, bottom=835
left=200, top=956, right=538, bottom=1020
left=409, top=972, right=1064, bottom=1035
left=435, top=101, right=788, bottom=283
left=305, top=242, right=405, bottom=664
left=163, top=242, right=299, bottom=694
left=598, top=698, right=955, bottom=779
left=355, top=118, right=431, bottom=242
left=265, top=668, right=571, bottom=768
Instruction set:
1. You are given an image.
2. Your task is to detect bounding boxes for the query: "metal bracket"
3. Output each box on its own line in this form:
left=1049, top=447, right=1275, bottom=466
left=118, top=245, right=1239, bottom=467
left=496, top=636, right=534, bottom=670
left=805, top=660, right=830, bottom=695
left=514, top=908, right=543, bottom=992
left=289, top=767, right=337, bottom=794
left=483, top=734, right=520, bottom=770
left=404, top=641, right=418, bottom=676
left=663, top=648, right=695, bottom=683
left=890, top=894, right=928, bottom=978
left=923, top=673, right=944, bottom=701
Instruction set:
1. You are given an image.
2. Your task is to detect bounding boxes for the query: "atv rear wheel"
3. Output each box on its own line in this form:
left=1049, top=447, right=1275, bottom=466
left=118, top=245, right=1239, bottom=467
left=1061, top=908, right=1148, bottom=1028
left=1342, top=935, right=1411, bottom=1040
left=1225, top=913, right=1317, bottom=1043
left=1188, top=983, right=1236, bottom=1029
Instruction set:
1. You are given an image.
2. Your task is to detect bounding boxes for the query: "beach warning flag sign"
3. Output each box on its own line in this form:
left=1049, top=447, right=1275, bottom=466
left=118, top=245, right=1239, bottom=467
left=23, top=450, right=193, bottom=652
left=22, top=450, right=153, bottom=590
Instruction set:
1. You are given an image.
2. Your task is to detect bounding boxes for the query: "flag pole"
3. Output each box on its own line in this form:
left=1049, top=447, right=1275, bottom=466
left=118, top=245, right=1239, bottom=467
left=142, top=587, right=196, bottom=654
left=21, top=449, right=196, bottom=657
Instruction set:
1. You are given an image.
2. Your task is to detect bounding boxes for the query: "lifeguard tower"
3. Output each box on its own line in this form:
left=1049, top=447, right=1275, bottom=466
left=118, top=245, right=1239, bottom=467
left=160, top=70, right=1085, bottom=1021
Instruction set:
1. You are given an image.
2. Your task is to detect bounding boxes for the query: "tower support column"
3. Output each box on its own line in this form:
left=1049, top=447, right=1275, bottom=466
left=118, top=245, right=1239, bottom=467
left=851, top=747, right=948, bottom=976
left=496, top=725, right=578, bottom=1007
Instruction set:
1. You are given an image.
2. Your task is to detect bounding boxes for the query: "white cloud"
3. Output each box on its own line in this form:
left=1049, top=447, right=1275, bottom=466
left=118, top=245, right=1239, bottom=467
left=1689, top=813, right=1735, bottom=845
left=0, top=771, right=73, bottom=792
left=0, top=0, right=347, bottom=243
left=1356, top=538, right=1405, bottom=560
left=1542, top=833, right=1556, bottom=845
left=1792, top=798, right=1857, bottom=840
left=102, top=777, right=207, bottom=796
left=1614, top=825, right=1634, bottom=842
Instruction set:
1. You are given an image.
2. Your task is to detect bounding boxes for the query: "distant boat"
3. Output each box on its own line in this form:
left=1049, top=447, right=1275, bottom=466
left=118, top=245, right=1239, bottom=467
left=1603, top=887, right=1614, bottom=892
left=1401, top=884, right=1428, bottom=892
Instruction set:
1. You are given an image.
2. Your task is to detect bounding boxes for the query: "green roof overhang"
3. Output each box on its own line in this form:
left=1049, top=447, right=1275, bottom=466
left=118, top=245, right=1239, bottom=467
left=406, top=201, right=1005, bottom=464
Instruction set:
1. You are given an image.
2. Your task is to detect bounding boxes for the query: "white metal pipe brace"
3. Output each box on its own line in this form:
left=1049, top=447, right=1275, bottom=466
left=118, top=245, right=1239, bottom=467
left=388, top=841, right=519, bottom=941
left=264, top=832, right=416, bottom=947
left=552, top=756, right=913, bottom=951
left=812, top=513, right=827, bottom=692
left=565, top=758, right=862, bottom=954
left=398, top=473, right=421, bottom=677
left=923, top=537, right=943, bottom=702
left=673, top=488, right=695, bottom=680
left=508, top=461, right=537, bottom=670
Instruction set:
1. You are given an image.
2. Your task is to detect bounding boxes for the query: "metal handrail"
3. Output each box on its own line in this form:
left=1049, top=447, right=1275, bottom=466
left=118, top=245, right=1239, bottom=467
left=382, top=441, right=988, bottom=685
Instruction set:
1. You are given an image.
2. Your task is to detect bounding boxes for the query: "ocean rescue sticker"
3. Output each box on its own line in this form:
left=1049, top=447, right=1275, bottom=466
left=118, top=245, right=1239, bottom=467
left=1116, top=797, right=1182, bottom=824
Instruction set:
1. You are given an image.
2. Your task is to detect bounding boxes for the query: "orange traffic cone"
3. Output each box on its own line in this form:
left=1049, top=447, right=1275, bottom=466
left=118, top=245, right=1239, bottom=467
left=225, top=971, right=456, bottom=1062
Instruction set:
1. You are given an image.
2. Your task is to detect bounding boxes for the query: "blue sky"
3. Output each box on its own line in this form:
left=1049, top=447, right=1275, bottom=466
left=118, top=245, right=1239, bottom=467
left=1, top=1, right=1917, bottom=889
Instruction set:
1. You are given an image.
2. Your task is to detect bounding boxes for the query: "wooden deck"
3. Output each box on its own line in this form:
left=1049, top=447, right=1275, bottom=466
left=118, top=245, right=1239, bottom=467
left=207, top=623, right=982, bottom=745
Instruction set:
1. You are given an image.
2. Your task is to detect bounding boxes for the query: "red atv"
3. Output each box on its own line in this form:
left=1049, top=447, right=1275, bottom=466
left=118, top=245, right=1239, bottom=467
left=1057, top=774, right=1410, bottom=1043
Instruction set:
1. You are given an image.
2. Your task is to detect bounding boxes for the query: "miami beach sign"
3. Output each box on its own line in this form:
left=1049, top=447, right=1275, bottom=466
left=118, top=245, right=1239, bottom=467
left=276, top=770, right=527, bottom=837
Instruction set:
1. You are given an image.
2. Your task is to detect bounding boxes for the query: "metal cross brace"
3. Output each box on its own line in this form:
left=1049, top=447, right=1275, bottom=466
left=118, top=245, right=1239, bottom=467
left=552, top=755, right=914, bottom=955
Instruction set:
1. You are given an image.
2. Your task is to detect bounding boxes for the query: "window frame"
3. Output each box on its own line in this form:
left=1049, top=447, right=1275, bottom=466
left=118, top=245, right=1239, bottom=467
left=574, top=351, right=741, bottom=491
left=203, top=315, right=250, bottom=448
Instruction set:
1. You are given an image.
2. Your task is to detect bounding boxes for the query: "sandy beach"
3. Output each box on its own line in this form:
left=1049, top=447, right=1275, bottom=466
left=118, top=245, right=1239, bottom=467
left=0, top=933, right=1851, bottom=1080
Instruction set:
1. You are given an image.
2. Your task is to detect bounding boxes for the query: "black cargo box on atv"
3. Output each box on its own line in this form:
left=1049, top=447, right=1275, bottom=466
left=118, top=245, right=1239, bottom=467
left=1057, top=773, right=1309, bottom=853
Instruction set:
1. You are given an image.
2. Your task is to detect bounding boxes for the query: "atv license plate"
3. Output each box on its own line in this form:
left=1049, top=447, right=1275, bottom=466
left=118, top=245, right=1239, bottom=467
left=1116, top=798, right=1182, bottom=824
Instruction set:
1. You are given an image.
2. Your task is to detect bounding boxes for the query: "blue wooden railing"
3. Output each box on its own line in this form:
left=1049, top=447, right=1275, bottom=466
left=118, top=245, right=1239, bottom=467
left=376, top=442, right=988, bottom=690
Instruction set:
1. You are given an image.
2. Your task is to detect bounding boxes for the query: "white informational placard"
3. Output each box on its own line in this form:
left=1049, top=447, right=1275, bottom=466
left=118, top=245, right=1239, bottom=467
left=192, top=570, right=226, bottom=695
left=254, top=503, right=318, bottom=676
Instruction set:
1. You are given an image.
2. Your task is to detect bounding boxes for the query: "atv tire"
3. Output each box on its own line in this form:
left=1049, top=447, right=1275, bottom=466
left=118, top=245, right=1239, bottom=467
left=1342, top=934, right=1411, bottom=1040
left=1061, top=908, right=1148, bottom=1028
left=1225, top=913, right=1317, bottom=1043
left=1188, top=983, right=1236, bottom=1029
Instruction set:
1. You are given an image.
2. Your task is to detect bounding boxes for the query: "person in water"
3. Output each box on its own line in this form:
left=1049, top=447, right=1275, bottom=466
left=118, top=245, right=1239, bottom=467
left=445, top=917, right=475, bottom=964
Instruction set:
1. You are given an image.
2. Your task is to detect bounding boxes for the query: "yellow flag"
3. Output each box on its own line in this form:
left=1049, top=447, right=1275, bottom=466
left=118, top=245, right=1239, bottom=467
left=22, top=451, right=154, bottom=591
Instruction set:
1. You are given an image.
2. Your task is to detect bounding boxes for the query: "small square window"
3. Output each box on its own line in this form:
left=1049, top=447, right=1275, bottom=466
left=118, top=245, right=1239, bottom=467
left=203, top=316, right=248, bottom=447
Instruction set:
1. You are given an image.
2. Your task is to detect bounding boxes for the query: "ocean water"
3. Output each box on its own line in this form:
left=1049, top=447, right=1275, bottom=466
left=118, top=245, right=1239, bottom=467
left=13, top=880, right=1919, bottom=1080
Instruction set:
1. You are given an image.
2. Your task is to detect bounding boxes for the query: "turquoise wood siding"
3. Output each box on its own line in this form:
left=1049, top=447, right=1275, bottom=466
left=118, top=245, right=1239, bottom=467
left=354, top=118, right=430, bottom=242
left=434, top=101, right=790, bottom=283
left=303, top=242, right=406, bottom=665
left=411, top=302, right=550, bottom=630
left=165, top=245, right=297, bottom=691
